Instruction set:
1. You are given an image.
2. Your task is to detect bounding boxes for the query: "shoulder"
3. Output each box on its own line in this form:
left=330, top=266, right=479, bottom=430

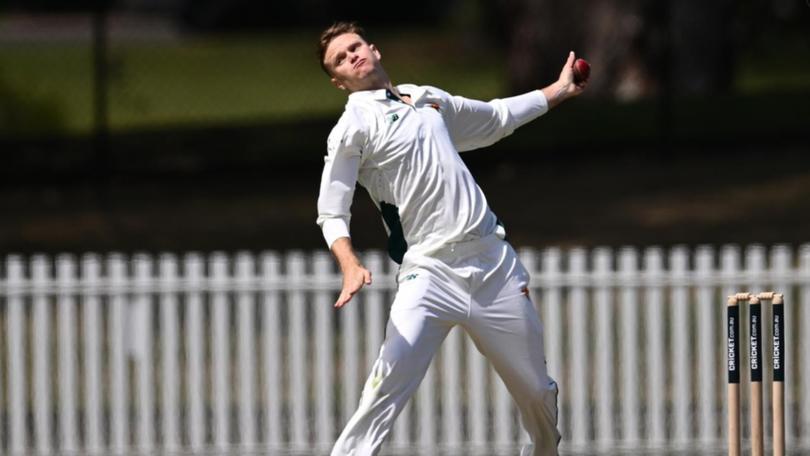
left=327, top=102, right=376, bottom=155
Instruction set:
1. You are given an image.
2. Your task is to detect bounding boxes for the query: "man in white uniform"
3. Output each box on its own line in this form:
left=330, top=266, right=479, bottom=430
left=316, top=22, right=586, bottom=456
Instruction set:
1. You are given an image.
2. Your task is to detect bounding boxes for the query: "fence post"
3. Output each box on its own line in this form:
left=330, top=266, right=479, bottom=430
left=184, top=253, right=205, bottom=450
left=210, top=252, right=231, bottom=450
left=313, top=251, right=335, bottom=448
left=441, top=327, right=463, bottom=447
left=158, top=253, right=180, bottom=451
left=643, top=247, right=666, bottom=444
left=670, top=246, right=691, bottom=443
left=619, top=247, right=641, bottom=442
left=107, top=253, right=128, bottom=453
left=31, top=255, right=51, bottom=454
left=57, top=254, right=79, bottom=453
left=593, top=247, right=614, bottom=446
left=235, top=252, right=257, bottom=448
left=82, top=254, right=103, bottom=453
left=7, top=255, right=27, bottom=455
left=287, top=251, right=308, bottom=449
left=569, top=247, right=590, bottom=447
left=132, top=254, right=155, bottom=451
left=260, top=252, right=283, bottom=448
left=541, top=247, right=564, bottom=439
left=695, top=246, right=718, bottom=443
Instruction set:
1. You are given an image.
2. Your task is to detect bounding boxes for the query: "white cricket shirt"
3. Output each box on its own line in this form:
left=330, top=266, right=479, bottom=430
left=316, top=84, right=548, bottom=264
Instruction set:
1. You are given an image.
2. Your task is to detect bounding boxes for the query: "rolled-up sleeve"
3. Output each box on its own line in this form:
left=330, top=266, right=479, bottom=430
left=316, top=110, right=367, bottom=248
left=442, top=89, right=549, bottom=152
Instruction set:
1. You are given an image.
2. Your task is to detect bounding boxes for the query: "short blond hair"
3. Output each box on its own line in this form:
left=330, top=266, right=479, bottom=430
left=318, top=21, right=368, bottom=76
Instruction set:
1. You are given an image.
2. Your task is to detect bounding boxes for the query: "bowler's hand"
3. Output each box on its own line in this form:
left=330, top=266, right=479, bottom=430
left=559, top=51, right=588, bottom=95
left=542, top=51, right=587, bottom=109
left=335, top=264, right=372, bottom=308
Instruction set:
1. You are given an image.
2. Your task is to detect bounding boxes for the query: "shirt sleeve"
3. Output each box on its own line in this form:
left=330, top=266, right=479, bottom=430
left=441, top=89, right=549, bottom=152
left=316, top=110, right=368, bottom=248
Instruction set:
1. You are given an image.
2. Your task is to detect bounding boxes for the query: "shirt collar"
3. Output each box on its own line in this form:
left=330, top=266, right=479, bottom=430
left=348, top=84, right=426, bottom=103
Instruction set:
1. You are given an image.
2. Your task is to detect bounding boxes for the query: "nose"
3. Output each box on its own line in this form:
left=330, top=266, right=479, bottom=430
left=349, top=52, right=359, bottom=64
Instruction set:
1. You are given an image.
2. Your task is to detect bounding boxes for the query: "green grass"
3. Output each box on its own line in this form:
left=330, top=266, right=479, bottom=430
left=0, top=31, right=504, bottom=135
left=1, top=28, right=808, bottom=137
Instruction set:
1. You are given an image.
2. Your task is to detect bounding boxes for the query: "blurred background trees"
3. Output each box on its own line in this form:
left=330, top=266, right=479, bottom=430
left=0, top=0, right=808, bottom=253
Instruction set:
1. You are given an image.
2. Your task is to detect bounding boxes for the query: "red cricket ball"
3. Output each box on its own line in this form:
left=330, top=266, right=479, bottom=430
left=573, top=58, right=591, bottom=84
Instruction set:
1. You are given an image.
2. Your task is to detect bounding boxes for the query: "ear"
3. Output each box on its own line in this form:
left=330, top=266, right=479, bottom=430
left=330, top=76, right=347, bottom=91
left=370, top=43, right=381, bottom=61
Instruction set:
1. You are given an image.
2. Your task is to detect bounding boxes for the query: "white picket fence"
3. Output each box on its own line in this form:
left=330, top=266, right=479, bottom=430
left=1, top=244, right=809, bottom=455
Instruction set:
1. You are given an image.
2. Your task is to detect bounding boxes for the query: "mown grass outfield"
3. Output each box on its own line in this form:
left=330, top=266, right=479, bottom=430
left=0, top=30, right=504, bottom=135
left=0, top=28, right=809, bottom=137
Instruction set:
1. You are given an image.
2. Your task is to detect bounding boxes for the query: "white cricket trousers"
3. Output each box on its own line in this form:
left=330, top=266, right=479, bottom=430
left=331, top=234, right=560, bottom=456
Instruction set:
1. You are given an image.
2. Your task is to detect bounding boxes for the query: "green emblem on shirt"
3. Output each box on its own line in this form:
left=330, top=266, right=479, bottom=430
left=387, top=113, right=399, bottom=124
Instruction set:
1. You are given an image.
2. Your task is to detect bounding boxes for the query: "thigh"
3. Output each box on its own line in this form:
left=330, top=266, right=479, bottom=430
left=373, top=273, right=460, bottom=383
left=466, top=291, right=551, bottom=394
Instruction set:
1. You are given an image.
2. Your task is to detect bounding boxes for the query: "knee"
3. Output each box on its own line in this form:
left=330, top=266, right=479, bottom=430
left=524, top=378, right=558, bottom=410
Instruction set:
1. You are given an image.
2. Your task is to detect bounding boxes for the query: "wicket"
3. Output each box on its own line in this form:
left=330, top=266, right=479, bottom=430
left=727, top=292, right=786, bottom=456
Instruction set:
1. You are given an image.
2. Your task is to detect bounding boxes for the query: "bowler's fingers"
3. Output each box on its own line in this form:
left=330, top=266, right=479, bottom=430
left=334, top=270, right=373, bottom=308
left=560, top=51, right=576, bottom=81
left=335, top=290, right=354, bottom=308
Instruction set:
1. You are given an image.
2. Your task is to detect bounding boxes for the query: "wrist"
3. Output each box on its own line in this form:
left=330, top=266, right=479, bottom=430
left=542, top=81, right=568, bottom=109
left=340, top=258, right=364, bottom=273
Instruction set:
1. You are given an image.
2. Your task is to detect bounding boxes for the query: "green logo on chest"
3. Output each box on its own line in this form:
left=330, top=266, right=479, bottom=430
left=387, top=113, right=400, bottom=124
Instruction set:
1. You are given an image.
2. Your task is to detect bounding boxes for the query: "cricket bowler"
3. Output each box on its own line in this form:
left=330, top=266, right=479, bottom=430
left=316, top=21, right=587, bottom=456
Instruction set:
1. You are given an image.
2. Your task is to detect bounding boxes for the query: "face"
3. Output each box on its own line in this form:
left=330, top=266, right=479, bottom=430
left=324, top=33, right=384, bottom=92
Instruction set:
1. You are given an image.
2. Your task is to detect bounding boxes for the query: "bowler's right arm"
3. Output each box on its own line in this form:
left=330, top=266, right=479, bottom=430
left=316, top=109, right=372, bottom=308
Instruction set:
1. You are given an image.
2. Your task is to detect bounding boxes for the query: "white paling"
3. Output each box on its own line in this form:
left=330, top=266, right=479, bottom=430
left=695, top=246, right=718, bottom=444
left=83, top=254, right=103, bottom=453
left=108, top=254, right=128, bottom=452
left=159, top=254, right=180, bottom=451
left=7, top=256, right=26, bottom=454
left=211, top=253, right=230, bottom=449
left=32, top=255, right=51, bottom=453
left=569, top=248, right=589, bottom=447
left=185, top=253, right=205, bottom=450
left=671, top=247, right=691, bottom=443
left=57, top=255, right=79, bottom=452
left=288, top=252, right=308, bottom=448
left=619, top=248, right=641, bottom=442
left=261, top=252, right=283, bottom=448
left=644, top=248, right=666, bottom=444
left=442, top=326, right=463, bottom=446
left=541, top=248, right=565, bottom=441
left=236, top=252, right=258, bottom=448
left=467, top=327, right=488, bottom=446
left=594, top=248, right=614, bottom=445
left=133, top=254, right=154, bottom=451
left=314, top=252, right=335, bottom=447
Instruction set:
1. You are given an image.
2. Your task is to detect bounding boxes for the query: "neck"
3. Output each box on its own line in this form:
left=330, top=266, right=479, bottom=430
left=348, top=68, right=393, bottom=93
